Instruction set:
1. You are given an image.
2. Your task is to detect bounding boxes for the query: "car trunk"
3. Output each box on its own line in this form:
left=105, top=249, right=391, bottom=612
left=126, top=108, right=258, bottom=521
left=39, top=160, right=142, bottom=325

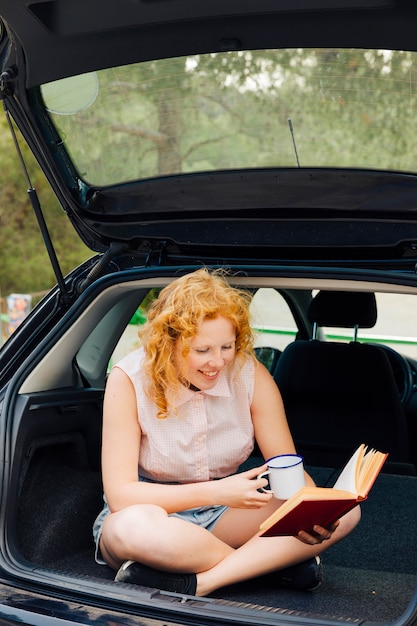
left=8, top=385, right=417, bottom=624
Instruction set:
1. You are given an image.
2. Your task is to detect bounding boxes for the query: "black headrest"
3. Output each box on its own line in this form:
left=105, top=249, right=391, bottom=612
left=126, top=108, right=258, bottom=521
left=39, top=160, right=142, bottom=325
left=307, top=291, right=377, bottom=328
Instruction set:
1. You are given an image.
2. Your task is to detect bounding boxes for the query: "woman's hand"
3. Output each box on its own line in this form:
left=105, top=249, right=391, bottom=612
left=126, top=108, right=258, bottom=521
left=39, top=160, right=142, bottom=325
left=215, top=465, right=273, bottom=509
left=296, top=520, right=340, bottom=545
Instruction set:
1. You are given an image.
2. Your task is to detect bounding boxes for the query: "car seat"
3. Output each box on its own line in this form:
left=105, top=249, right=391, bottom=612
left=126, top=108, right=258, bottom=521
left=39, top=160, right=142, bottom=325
left=274, top=290, right=414, bottom=474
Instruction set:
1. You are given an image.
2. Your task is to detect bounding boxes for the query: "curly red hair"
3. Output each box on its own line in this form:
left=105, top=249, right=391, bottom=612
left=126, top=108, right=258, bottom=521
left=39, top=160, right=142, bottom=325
left=139, top=268, right=255, bottom=418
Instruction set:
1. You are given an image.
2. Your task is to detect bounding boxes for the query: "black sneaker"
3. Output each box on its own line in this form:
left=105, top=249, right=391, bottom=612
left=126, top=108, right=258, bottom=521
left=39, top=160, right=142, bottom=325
left=275, top=556, right=323, bottom=591
left=115, top=560, right=197, bottom=595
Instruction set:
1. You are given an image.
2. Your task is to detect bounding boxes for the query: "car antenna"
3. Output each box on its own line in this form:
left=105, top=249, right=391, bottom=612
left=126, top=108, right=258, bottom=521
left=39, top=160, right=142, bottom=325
left=1, top=95, right=70, bottom=305
left=288, top=118, right=300, bottom=167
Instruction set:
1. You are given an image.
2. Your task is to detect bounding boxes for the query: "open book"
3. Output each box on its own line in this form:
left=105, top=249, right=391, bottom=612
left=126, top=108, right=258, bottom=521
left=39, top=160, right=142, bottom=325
left=259, top=444, right=388, bottom=537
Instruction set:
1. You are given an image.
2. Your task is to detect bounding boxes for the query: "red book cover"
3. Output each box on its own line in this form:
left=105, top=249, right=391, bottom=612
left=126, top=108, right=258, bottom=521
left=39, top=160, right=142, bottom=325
left=260, top=494, right=365, bottom=537
left=259, top=445, right=388, bottom=538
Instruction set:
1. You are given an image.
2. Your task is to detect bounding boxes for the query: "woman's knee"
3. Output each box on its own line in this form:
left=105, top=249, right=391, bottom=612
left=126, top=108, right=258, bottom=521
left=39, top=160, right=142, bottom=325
left=337, top=505, right=361, bottom=538
left=102, top=504, right=168, bottom=558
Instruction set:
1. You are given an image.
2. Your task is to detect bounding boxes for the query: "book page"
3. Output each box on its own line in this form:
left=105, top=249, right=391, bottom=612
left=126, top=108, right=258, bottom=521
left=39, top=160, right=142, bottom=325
left=357, top=447, right=388, bottom=495
left=332, top=444, right=364, bottom=494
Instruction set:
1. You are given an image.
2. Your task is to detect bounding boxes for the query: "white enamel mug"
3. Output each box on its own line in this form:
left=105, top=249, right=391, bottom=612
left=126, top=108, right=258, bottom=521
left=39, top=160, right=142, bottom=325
left=258, top=454, right=305, bottom=500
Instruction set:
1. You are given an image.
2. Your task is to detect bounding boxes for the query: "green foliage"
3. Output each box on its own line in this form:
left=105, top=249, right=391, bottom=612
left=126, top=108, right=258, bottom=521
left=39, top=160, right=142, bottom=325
left=0, top=114, right=91, bottom=298
left=42, top=48, right=417, bottom=187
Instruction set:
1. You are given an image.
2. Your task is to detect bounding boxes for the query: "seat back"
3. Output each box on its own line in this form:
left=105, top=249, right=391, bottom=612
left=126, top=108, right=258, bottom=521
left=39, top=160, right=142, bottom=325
left=274, top=291, right=413, bottom=472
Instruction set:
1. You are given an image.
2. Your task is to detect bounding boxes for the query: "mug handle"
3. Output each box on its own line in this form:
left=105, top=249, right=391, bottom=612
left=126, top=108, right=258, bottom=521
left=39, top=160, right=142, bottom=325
left=257, top=470, right=273, bottom=493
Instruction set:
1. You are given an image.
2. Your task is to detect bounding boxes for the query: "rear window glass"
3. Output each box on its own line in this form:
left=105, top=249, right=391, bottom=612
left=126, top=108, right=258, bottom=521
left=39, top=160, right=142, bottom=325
left=39, top=48, right=417, bottom=186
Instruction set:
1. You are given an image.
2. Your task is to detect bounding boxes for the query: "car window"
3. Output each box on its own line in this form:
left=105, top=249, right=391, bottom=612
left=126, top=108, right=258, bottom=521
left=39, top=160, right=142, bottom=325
left=319, top=292, right=417, bottom=360
left=109, top=287, right=298, bottom=369
left=250, top=288, right=298, bottom=352
left=110, top=323, right=141, bottom=368
left=109, top=290, right=159, bottom=368
left=39, top=48, right=417, bottom=187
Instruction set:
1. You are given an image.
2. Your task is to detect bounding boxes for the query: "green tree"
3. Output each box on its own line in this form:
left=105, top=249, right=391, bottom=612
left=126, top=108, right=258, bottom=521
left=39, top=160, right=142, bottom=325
left=0, top=112, right=90, bottom=298
left=44, top=48, right=417, bottom=186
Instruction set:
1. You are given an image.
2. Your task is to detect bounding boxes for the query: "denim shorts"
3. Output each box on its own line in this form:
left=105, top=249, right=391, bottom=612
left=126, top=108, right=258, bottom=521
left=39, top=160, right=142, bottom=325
left=93, top=492, right=228, bottom=565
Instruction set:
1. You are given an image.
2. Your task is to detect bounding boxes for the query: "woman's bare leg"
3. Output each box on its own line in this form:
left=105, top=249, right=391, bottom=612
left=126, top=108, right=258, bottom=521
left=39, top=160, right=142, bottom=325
left=196, top=505, right=361, bottom=596
left=101, top=501, right=360, bottom=597
left=100, top=504, right=234, bottom=572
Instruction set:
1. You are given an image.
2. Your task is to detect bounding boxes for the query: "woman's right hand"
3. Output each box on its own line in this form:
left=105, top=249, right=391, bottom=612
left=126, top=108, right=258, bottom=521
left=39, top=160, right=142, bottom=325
left=215, top=465, right=274, bottom=509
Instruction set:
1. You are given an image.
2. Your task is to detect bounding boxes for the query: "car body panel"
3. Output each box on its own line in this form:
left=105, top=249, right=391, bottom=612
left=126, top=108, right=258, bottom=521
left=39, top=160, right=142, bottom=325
left=1, top=1, right=417, bottom=87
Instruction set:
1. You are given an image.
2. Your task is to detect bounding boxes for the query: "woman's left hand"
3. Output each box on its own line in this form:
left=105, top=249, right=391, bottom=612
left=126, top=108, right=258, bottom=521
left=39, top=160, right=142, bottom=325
left=296, top=520, right=340, bottom=545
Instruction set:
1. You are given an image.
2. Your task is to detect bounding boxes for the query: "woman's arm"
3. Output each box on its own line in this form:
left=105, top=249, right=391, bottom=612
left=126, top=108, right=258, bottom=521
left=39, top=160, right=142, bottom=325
left=101, top=367, right=271, bottom=514
left=101, top=367, right=214, bottom=513
left=250, top=361, right=315, bottom=487
left=251, top=361, right=343, bottom=542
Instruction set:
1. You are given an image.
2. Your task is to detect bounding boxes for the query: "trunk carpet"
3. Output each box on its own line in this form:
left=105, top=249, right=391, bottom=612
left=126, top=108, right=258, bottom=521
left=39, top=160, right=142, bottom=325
left=17, top=455, right=417, bottom=623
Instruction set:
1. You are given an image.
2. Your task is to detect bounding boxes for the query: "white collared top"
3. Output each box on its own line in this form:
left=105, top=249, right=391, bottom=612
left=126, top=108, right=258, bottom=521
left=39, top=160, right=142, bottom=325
left=115, top=347, right=255, bottom=483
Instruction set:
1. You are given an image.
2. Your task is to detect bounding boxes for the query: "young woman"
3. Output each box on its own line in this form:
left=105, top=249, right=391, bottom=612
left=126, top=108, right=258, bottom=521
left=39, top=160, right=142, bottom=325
left=93, top=268, right=360, bottom=596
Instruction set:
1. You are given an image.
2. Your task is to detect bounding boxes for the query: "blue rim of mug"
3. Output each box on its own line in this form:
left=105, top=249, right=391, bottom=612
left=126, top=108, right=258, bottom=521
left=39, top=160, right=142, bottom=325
left=265, top=453, right=304, bottom=468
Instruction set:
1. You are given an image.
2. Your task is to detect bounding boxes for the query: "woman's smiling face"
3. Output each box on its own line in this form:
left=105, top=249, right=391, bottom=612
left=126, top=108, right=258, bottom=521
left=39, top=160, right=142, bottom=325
left=175, top=315, right=236, bottom=390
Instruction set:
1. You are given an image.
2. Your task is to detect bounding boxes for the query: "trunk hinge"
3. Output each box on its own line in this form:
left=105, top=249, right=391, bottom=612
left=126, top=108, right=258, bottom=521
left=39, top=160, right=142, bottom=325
left=145, top=240, right=168, bottom=267
left=1, top=94, right=70, bottom=305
